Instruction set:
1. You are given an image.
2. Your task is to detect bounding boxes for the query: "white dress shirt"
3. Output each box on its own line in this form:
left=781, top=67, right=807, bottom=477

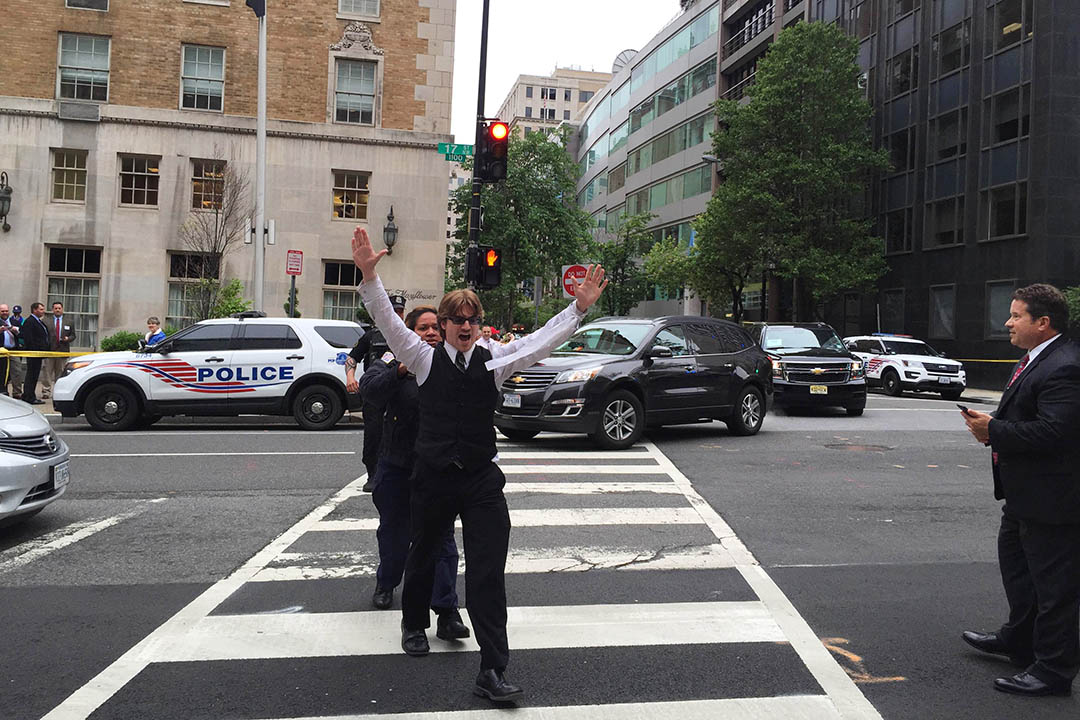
left=1016, top=333, right=1062, bottom=379
left=358, top=275, right=586, bottom=387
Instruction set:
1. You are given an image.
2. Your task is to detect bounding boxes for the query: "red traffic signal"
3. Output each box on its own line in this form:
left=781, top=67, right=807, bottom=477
left=488, top=122, right=509, bottom=142
left=485, top=248, right=500, bottom=267
left=476, top=120, right=509, bottom=183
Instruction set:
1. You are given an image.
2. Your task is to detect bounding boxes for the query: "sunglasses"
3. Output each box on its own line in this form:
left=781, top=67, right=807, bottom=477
left=446, top=315, right=481, bottom=326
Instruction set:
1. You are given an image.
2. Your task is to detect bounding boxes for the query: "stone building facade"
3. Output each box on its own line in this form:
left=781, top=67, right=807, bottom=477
left=0, top=0, right=455, bottom=348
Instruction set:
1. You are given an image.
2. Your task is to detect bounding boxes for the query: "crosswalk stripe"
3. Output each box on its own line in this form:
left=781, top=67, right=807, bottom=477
left=252, top=543, right=737, bottom=581
left=501, top=464, right=666, bottom=474
left=311, top=507, right=703, bottom=531
left=150, top=601, right=785, bottom=662
left=255, top=695, right=843, bottom=720
left=497, top=450, right=652, bottom=459
left=503, top=482, right=684, bottom=494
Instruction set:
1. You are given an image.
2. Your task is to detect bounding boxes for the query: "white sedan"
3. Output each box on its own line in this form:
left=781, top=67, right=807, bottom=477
left=0, top=395, right=71, bottom=526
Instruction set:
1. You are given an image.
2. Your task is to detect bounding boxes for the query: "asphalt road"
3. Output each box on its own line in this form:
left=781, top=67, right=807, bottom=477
left=0, top=391, right=1075, bottom=719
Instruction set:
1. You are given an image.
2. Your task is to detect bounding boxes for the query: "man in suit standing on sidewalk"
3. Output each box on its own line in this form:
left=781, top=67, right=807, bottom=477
left=960, top=283, right=1080, bottom=697
left=21, top=303, right=50, bottom=404
left=41, top=301, right=75, bottom=400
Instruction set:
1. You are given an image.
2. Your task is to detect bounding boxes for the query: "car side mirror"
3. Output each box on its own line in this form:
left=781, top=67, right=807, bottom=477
left=647, top=345, right=674, bottom=358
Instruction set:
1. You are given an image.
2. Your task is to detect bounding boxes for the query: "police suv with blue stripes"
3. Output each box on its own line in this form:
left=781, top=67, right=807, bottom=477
left=53, top=313, right=364, bottom=431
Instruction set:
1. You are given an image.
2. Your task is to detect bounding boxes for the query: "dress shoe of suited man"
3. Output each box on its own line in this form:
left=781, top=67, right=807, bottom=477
left=994, top=671, right=1072, bottom=697
left=400, top=621, right=429, bottom=656
left=473, top=669, right=524, bottom=702
left=962, top=630, right=1034, bottom=666
left=371, top=586, right=393, bottom=610
left=435, top=608, right=470, bottom=640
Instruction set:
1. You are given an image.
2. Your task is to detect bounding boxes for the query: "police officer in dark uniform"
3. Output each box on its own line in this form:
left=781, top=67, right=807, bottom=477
left=358, top=305, right=469, bottom=643
left=345, top=293, right=406, bottom=492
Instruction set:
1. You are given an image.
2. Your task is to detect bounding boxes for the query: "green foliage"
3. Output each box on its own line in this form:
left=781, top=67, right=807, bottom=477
left=100, top=331, right=144, bottom=352
left=355, top=305, right=373, bottom=325
left=589, top=213, right=653, bottom=317
left=643, top=235, right=693, bottom=303
left=284, top=294, right=301, bottom=318
left=1065, top=286, right=1080, bottom=335
left=163, top=326, right=179, bottom=336
left=208, top=278, right=251, bottom=318
left=447, top=126, right=591, bottom=329
left=701, top=21, right=890, bottom=319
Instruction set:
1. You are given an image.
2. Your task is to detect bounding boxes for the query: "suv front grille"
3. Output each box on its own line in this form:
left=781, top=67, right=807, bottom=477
left=0, top=433, right=60, bottom=458
left=784, top=362, right=851, bottom=384
left=924, top=363, right=959, bottom=375
left=502, top=370, right=559, bottom=390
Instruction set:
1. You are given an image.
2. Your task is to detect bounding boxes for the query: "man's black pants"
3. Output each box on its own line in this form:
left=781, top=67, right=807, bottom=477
left=998, top=511, right=1080, bottom=684
left=23, top=357, right=42, bottom=402
left=402, top=458, right=510, bottom=671
left=361, top=402, right=383, bottom=479
left=0, top=356, right=8, bottom=395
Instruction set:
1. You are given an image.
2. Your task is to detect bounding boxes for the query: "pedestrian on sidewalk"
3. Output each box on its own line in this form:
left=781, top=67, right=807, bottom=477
left=8, top=305, right=26, bottom=399
left=351, top=225, right=606, bottom=703
left=21, top=303, right=50, bottom=405
left=960, top=283, right=1080, bottom=698
left=358, top=304, right=469, bottom=644
left=144, top=317, right=167, bottom=346
left=41, top=301, right=75, bottom=400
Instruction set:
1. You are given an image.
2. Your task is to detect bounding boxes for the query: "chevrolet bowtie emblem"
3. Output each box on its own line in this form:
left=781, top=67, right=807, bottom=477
left=511, top=375, right=525, bottom=383
left=811, top=367, right=825, bottom=375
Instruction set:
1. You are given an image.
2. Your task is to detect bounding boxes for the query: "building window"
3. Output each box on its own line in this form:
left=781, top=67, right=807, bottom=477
left=927, top=196, right=964, bottom=247
left=887, top=128, right=915, bottom=173
left=191, top=160, right=225, bottom=210
left=52, top=150, right=88, bottom=203
left=928, top=285, right=956, bottom=339
left=542, top=108, right=556, bottom=120
left=119, top=155, right=160, bottom=206
left=985, top=84, right=1030, bottom=146
left=525, top=86, right=533, bottom=98
left=886, top=47, right=919, bottom=97
left=335, top=59, right=376, bottom=125
left=167, top=252, right=220, bottom=329
left=181, top=45, right=225, bottom=111
left=884, top=208, right=913, bottom=253
left=323, top=261, right=363, bottom=320
left=988, top=0, right=1032, bottom=53
left=881, top=288, right=905, bottom=333
left=332, top=170, right=370, bottom=221
left=564, top=88, right=572, bottom=101
left=889, top=0, right=919, bottom=22
left=985, top=279, right=1016, bottom=337
left=58, top=34, right=110, bottom=102
left=563, top=109, right=571, bottom=120
left=47, top=247, right=101, bottom=349
left=984, top=182, right=1026, bottom=239
left=524, top=106, right=533, bottom=118
left=848, top=0, right=876, bottom=40
left=929, top=108, right=968, bottom=160
left=608, top=163, right=627, bottom=193
left=579, top=90, right=594, bottom=103
left=66, top=0, right=108, bottom=9
left=932, top=21, right=970, bottom=77
left=339, top=0, right=379, bottom=16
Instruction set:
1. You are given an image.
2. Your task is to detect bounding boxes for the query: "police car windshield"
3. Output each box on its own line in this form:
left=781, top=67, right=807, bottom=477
left=763, top=327, right=846, bottom=354
left=554, top=323, right=651, bottom=356
left=884, top=340, right=940, bottom=357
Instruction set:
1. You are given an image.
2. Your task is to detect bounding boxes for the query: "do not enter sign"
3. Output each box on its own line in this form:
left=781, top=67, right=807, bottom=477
left=561, top=264, right=588, bottom=298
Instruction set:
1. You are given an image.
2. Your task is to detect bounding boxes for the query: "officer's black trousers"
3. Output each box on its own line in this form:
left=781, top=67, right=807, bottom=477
left=361, top=402, right=383, bottom=479
left=401, top=458, right=510, bottom=671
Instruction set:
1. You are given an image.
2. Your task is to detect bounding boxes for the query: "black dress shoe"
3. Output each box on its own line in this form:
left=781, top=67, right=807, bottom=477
left=28, top=399, right=45, bottom=405
left=994, top=671, right=1072, bottom=697
left=962, top=630, right=1033, bottom=666
left=362, top=478, right=376, bottom=493
left=400, top=621, right=429, bottom=656
left=371, top=586, right=393, bottom=610
left=435, top=608, right=470, bottom=640
left=473, top=669, right=523, bottom=702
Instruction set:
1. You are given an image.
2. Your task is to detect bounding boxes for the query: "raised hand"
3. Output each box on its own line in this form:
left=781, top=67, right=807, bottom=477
left=573, top=264, right=608, bottom=312
left=351, top=226, right=387, bottom=281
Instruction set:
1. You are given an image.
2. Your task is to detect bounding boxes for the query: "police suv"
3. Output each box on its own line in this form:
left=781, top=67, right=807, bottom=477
left=843, top=333, right=966, bottom=400
left=53, top=313, right=364, bottom=431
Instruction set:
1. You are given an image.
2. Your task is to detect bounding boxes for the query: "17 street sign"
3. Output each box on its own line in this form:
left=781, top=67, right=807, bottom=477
left=438, top=143, right=474, bottom=155
left=444, top=153, right=469, bottom=162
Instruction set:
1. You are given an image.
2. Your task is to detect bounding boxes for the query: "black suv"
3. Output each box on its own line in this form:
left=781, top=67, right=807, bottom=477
left=494, top=316, right=774, bottom=449
left=745, top=322, right=866, bottom=416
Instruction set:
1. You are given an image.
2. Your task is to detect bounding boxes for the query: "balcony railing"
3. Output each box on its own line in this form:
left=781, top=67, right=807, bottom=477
left=784, top=0, right=802, bottom=11
left=722, top=7, right=775, bottom=59
left=723, top=72, right=756, bottom=100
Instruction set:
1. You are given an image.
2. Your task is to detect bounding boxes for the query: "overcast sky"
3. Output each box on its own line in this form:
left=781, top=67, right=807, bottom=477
left=450, top=1, right=683, bottom=143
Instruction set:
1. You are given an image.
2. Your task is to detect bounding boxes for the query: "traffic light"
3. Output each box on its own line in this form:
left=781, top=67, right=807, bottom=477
left=465, top=244, right=502, bottom=289
left=475, top=120, right=509, bottom=183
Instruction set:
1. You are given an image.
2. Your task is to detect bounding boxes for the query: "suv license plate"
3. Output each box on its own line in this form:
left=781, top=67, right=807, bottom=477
left=52, top=460, right=70, bottom=490
left=502, top=393, right=521, bottom=408
left=809, top=385, right=828, bottom=395
left=938, top=377, right=950, bottom=384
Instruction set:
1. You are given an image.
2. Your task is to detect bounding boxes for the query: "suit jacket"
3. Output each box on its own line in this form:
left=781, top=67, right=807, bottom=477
left=989, top=335, right=1080, bottom=524
left=48, top=315, right=75, bottom=351
left=22, top=315, right=50, bottom=352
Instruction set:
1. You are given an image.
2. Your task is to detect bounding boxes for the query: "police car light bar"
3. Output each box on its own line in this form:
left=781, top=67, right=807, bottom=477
left=871, top=332, right=914, bottom=337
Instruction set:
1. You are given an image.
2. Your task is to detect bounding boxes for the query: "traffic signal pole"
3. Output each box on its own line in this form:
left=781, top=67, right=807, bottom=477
left=466, top=0, right=491, bottom=290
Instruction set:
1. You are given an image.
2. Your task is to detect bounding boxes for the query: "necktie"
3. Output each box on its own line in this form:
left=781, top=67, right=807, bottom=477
left=1006, top=354, right=1029, bottom=388
left=55, top=317, right=61, bottom=342
left=455, top=351, right=467, bottom=373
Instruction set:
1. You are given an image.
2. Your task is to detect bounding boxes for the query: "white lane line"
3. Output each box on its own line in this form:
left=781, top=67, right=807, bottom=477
left=39, top=473, right=368, bottom=720
left=498, top=450, right=653, bottom=459
left=253, top=543, right=738, bottom=581
left=255, top=696, right=841, bottom=720
left=311, top=507, right=703, bottom=531
left=70, top=451, right=355, bottom=458
left=643, top=440, right=883, bottom=720
left=0, top=499, right=167, bottom=575
left=504, top=482, right=684, bottom=494
left=501, top=464, right=666, bottom=474
left=151, top=601, right=783, bottom=662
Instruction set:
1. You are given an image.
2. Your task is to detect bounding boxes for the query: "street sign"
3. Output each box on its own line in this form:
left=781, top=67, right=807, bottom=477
left=438, top=143, right=474, bottom=155
left=444, top=153, right=470, bottom=162
left=286, top=249, right=303, bottom=276
left=561, top=264, right=588, bottom=298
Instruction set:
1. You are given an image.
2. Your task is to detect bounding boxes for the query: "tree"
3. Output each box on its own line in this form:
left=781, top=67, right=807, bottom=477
left=176, top=148, right=252, bottom=321
left=590, top=213, right=653, bottom=317
left=700, top=21, right=890, bottom=320
left=447, top=126, right=590, bottom=329
left=1065, top=286, right=1080, bottom=335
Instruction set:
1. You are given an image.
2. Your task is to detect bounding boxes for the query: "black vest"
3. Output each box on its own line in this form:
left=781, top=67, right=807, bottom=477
left=417, top=343, right=499, bottom=470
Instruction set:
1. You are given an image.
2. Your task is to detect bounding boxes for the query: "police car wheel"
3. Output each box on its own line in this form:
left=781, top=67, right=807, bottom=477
left=85, top=383, right=140, bottom=431
left=881, top=369, right=902, bottom=396
left=293, top=384, right=344, bottom=431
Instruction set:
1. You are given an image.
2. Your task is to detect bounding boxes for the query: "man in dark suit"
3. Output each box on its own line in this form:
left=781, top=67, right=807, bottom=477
left=961, top=283, right=1080, bottom=697
left=41, top=301, right=75, bottom=400
left=21, top=302, right=50, bottom=405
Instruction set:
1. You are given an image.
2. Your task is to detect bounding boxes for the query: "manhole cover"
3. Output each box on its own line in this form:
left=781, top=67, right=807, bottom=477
left=824, top=443, right=894, bottom=452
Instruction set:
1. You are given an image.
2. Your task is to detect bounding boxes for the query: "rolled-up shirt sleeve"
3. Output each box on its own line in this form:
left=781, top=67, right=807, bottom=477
left=486, top=301, right=586, bottom=385
left=357, top=276, right=435, bottom=384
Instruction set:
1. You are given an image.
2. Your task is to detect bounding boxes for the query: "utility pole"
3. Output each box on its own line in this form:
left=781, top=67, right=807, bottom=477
left=465, top=0, right=491, bottom=290
left=253, top=0, right=268, bottom=311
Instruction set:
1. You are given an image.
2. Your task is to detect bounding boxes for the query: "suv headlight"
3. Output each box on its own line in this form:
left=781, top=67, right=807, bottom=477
left=60, top=361, right=92, bottom=378
left=901, top=359, right=923, bottom=369
left=554, top=367, right=602, bottom=384
left=771, top=359, right=783, bottom=378
left=850, top=360, right=864, bottom=379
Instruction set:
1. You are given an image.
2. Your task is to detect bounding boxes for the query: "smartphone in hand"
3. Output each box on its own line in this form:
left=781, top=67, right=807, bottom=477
left=957, top=404, right=972, bottom=415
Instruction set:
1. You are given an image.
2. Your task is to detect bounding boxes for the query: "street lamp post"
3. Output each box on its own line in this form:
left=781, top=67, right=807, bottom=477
left=383, top=206, right=398, bottom=255
left=0, top=172, right=12, bottom=232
